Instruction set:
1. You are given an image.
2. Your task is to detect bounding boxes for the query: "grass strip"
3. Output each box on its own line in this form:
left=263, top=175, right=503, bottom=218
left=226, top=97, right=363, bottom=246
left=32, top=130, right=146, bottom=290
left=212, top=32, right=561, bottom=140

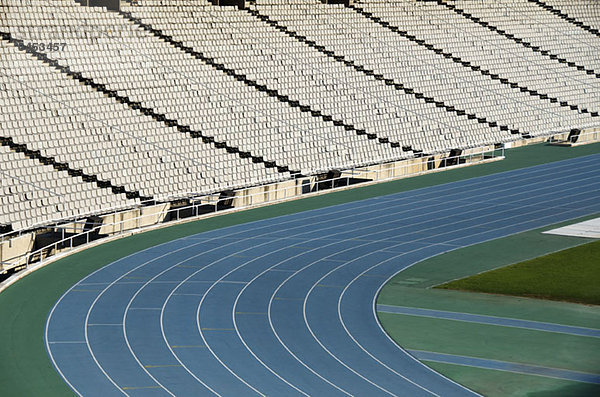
left=1, top=142, right=598, bottom=396
left=437, top=240, right=600, bottom=305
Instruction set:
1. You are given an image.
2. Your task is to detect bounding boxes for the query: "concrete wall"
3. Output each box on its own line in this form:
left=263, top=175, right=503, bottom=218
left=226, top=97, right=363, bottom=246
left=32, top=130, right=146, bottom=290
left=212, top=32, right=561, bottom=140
left=231, top=180, right=301, bottom=207
left=140, top=203, right=170, bottom=227
left=578, top=127, right=600, bottom=144
left=99, top=203, right=169, bottom=235
left=355, top=157, right=429, bottom=181
left=0, top=233, right=35, bottom=272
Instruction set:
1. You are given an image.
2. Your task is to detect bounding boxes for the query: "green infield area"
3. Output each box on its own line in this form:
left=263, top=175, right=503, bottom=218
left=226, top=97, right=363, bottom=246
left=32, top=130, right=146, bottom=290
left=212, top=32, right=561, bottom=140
left=377, top=216, right=600, bottom=397
left=1, top=142, right=599, bottom=397
left=437, top=240, right=600, bottom=305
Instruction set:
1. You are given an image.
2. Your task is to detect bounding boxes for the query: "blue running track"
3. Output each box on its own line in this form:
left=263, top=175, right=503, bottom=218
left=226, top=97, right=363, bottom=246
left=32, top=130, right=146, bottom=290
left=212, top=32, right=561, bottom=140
left=407, top=350, right=600, bottom=384
left=376, top=305, right=600, bottom=338
left=46, top=154, right=600, bottom=396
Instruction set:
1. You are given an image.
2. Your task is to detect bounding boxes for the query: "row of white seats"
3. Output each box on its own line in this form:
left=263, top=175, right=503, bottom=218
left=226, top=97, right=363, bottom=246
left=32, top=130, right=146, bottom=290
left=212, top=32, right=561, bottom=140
left=1, top=0, right=403, bottom=175
left=0, top=41, right=287, bottom=205
left=123, top=0, right=509, bottom=155
left=252, top=0, right=597, bottom=140
left=452, top=0, right=600, bottom=71
left=0, top=145, right=138, bottom=231
left=545, top=0, right=600, bottom=31
left=355, top=0, right=600, bottom=114
left=3, top=0, right=597, bottom=234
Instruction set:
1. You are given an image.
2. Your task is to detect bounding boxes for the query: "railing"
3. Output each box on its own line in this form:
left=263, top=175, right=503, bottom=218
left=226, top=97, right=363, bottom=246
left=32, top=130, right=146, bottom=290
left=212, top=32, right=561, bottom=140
left=0, top=146, right=506, bottom=276
left=567, top=128, right=600, bottom=144
left=2, top=127, right=599, bottom=244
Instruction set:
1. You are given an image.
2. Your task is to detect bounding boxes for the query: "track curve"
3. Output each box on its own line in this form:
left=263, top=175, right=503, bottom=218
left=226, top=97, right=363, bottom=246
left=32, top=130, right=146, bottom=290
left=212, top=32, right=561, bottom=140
left=46, top=154, right=600, bottom=396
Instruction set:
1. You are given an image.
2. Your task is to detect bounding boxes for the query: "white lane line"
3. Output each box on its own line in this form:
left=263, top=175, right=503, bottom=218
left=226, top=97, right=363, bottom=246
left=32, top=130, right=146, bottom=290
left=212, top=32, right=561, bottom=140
left=122, top=245, right=227, bottom=397
left=230, top=198, right=497, bottom=395
left=214, top=169, right=553, bottom=394
left=255, top=163, right=596, bottom=390
left=193, top=174, right=517, bottom=395
left=125, top=232, right=317, bottom=395
left=46, top=155, right=599, bottom=395
left=157, top=184, right=473, bottom=395
left=344, top=196, right=600, bottom=396
left=128, top=223, right=315, bottom=396
left=183, top=166, right=534, bottom=394
left=300, top=173, right=600, bottom=395
left=248, top=164, right=600, bottom=395
left=49, top=156, right=597, bottom=397
left=229, top=175, right=577, bottom=395
left=159, top=190, right=453, bottom=395
left=83, top=240, right=213, bottom=397
left=48, top=341, right=87, bottom=344
left=45, top=239, right=198, bottom=397
left=64, top=192, right=401, bottom=396
left=376, top=305, right=600, bottom=338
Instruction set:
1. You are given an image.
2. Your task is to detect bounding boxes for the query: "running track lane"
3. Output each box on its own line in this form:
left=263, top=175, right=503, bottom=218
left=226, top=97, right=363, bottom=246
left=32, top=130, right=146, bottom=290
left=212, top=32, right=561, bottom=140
left=46, top=154, right=600, bottom=396
left=376, top=305, right=600, bottom=338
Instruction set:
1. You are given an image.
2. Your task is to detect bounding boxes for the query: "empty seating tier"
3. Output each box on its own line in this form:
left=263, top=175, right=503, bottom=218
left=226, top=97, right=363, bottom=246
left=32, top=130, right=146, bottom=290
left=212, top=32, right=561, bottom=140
left=350, top=0, right=599, bottom=115
left=121, top=0, right=502, bottom=154
left=423, top=0, right=600, bottom=78
left=1, top=0, right=598, bottom=237
left=452, top=0, right=600, bottom=70
left=0, top=36, right=287, bottom=210
left=532, top=0, right=600, bottom=37
left=0, top=144, right=137, bottom=231
left=2, top=0, right=400, bottom=177
left=120, top=10, right=406, bottom=152
left=251, top=0, right=598, bottom=140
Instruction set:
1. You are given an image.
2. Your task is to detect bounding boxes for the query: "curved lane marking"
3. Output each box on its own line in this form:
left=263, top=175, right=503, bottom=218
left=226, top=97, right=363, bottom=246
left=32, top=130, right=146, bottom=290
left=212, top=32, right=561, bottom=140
left=363, top=199, right=600, bottom=397
left=307, top=170, right=600, bottom=393
left=376, top=305, right=600, bottom=338
left=408, top=350, right=600, bottom=384
left=45, top=155, right=600, bottom=396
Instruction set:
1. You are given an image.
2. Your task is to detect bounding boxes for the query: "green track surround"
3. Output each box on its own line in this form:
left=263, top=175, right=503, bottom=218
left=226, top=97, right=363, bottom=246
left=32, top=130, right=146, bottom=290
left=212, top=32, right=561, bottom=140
left=1, top=142, right=599, bottom=396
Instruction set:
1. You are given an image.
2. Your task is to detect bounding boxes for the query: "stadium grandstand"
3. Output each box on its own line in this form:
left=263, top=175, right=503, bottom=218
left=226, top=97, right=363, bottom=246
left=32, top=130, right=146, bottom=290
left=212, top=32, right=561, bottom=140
left=0, top=0, right=599, bottom=396
left=1, top=0, right=599, bottom=270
